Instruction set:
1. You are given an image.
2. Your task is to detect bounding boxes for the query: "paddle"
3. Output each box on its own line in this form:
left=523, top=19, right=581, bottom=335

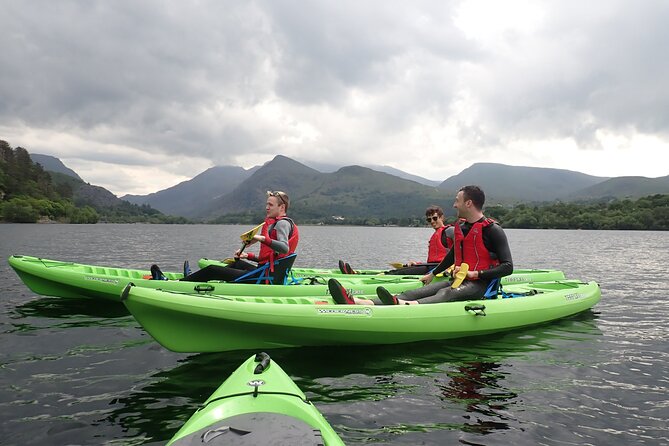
left=234, top=222, right=265, bottom=259
left=434, top=264, right=454, bottom=278
left=389, top=262, right=405, bottom=269
left=451, top=262, right=469, bottom=288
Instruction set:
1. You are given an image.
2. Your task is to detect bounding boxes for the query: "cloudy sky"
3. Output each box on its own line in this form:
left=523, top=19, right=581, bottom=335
left=2, top=0, right=668, bottom=196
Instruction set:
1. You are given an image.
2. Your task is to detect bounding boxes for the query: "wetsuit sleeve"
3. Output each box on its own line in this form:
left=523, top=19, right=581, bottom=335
left=442, top=226, right=454, bottom=247
left=267, top=219, right=291, bottom=254
left=430, top=248, right=454, bottom=276
left=480, top=224, right=513, bottom=281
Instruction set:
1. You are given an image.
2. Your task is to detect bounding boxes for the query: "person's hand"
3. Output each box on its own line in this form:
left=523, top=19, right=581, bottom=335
left=406, top=260, right=418, bottom=267
left=250, top=234, right=265, bottom=244
left=234, top=248, right=249, bottom=259
left=420, top=272, right=434, bottom=285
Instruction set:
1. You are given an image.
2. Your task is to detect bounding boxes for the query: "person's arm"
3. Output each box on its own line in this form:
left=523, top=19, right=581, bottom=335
left=419, top=248, right=454, bottom=284
left=474, top=224, right=513, bottom=281
left=441, top=225, right=454, bottom=247
left=262, top=219, right=291, bottom=254
left=431, top=248, right=454, bottom=276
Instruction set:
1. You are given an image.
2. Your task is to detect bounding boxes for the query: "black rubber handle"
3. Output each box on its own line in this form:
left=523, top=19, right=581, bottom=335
left=254, top=352, right=271, bottom=374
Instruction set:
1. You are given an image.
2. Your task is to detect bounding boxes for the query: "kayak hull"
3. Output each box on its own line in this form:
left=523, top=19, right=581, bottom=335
left=122, top=280, right=601, bottom=353
left=167, top=353, right=343, bottom=445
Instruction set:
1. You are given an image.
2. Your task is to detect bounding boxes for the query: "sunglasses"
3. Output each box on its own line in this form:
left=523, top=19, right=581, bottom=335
left=266, top=190, right=288, bottom=206
left=425, top=215, right=440, bottom=222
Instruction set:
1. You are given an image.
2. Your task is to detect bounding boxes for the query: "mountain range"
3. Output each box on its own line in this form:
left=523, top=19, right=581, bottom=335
left=31, top=153, right=669, bottom=221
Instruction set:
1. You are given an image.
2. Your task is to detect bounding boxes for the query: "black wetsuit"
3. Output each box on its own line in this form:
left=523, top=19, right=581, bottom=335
left=391, top=218, right=513, bottom=303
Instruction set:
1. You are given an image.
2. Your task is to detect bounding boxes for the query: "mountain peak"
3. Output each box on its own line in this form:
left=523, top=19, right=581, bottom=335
left=30, top=154, right=82, bottom=181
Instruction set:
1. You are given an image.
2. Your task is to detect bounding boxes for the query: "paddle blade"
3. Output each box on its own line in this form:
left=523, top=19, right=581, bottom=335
left=240, top=222, right=265, bottom=243
left=435, top=264, right=454, bottom=278
left=451, top=263, right=469, bottom=288
left=389, top=262, right=404, bottom=269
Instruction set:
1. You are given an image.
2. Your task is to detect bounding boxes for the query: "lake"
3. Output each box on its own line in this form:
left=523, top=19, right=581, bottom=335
left=1, top=224, right=667, bottom=445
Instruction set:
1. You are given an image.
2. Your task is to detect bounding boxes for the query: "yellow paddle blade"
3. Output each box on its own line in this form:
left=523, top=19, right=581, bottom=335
left=389, top=262, right=404, bottom=269
left=434, top=264, right=454, bottom=278
left=240, top=222, right=265, bottom=243
left=221, top=257, right=235, bottom=264
left=451, top=263, right=469, bottom=288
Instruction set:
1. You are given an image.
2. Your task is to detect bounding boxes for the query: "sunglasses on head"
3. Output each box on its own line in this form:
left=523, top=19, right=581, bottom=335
left=266, top=190, right=287, bottom=206
left=426, top=215, right=440, bottom=222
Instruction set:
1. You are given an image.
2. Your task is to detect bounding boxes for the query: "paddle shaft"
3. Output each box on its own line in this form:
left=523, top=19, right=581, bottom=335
left=235, top=241, right=250, bottom=258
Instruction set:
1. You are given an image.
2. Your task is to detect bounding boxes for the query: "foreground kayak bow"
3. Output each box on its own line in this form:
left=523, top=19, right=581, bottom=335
left=167, top=352, right=344, bottom=445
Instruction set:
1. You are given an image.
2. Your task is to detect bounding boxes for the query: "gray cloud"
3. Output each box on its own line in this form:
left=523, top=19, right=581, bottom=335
left=2, top=0, right=668, bottom=194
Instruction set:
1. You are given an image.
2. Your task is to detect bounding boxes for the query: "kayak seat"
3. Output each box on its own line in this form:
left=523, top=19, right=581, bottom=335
left=491, top=280, right=541, bottom=299
left=233, top=254, right=297, bottom=285
left=483, top=278, right=500, bottom=299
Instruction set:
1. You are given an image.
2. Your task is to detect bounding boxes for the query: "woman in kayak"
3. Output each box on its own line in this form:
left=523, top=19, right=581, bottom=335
left=329, top=185, right=512, bottom=304
left=178, top=190, right=299, bottom=282
left=338, top=205, right=454, bottom=275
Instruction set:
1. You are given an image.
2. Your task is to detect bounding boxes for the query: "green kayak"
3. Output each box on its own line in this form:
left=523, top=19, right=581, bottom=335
left=8, top=254, right=565, bottom=302
left=8, top=254, right=431, bottom=302
left=167, top=352, right=344, bottom=446
left=199, top=257, right=567, bottom=282
left=121, top=280, right=601, bottom=353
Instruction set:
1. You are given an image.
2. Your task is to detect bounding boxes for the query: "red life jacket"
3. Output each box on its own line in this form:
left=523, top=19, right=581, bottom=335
left=453, top=218, right=499, bottom=276
left=257, top=216, right=299, bottom=265
left=427, top=225, right=452, bottom=263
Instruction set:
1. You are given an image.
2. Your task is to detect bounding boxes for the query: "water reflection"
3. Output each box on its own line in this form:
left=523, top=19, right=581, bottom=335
left=438, top=361, right=516, bottom=434
left=12, top=296, right=130, bottom=319
left=104, top=312, right=601, bottom=444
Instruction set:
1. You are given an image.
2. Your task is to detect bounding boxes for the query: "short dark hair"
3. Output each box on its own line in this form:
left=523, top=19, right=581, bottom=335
left=459, top=185, right=485, bottom=210
left=425, top=205, right=444, bottom=217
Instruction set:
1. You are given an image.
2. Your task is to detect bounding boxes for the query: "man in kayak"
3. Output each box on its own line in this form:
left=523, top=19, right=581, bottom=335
left=338, top=205, right=454, bottom=275
left=178, top=190, right=299, bottom=282
left=329, top=185, right=512, bottom=304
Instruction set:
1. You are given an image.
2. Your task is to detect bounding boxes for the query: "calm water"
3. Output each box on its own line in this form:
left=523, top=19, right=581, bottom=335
left=1, top=224, right=668, bottom=445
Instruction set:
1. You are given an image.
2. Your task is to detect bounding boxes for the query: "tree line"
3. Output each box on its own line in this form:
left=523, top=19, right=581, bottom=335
left=486, top=195, right=669, bottom=230
left=212, top=195, right=669, bottom=230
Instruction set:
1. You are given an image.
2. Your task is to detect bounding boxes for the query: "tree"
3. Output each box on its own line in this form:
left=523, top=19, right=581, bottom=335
left=1, top=198, right=39, bottom=222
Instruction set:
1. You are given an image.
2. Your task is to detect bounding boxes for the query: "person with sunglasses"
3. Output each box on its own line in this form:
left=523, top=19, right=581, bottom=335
left=179, top=190, right=299, bottom=282
left=329, top=185, right=513, bottom=305
left=338, top=205, right=454, bottom=275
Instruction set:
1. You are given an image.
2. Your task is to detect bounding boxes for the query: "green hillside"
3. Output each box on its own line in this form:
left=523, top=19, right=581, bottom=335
left=569, top=176, right=669, bottom=200
left=204, top=155, right=324, bottom=218
left=291, top=166, right=449, bottom=222
left=439, top=163, right=609, bottom=203
left=207, top=157, right=451, bottom=224
left=0, top=140, right=185, bottom=223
